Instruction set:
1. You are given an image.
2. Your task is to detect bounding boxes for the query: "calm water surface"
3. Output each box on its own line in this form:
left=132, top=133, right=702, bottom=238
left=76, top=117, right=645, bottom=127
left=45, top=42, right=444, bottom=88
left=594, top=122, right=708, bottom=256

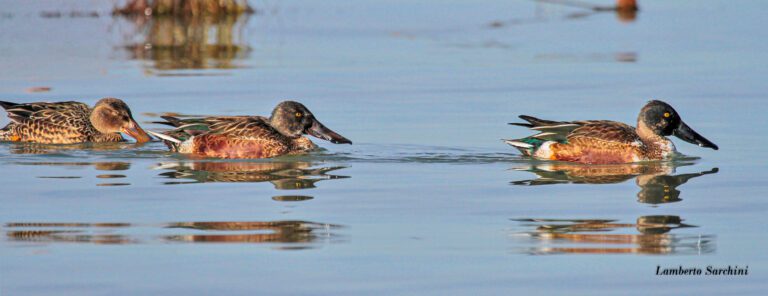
left=1, top=0, right=767, bottom=295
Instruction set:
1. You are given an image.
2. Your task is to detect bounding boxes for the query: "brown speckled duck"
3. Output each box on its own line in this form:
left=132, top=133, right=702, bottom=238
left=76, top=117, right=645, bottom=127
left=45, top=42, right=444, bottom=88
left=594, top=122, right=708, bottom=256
left=149, top=101, right=352, bottom=159
left=0, top=98, right=151, bottom=144
left=505, top=100, right=718, bottom=164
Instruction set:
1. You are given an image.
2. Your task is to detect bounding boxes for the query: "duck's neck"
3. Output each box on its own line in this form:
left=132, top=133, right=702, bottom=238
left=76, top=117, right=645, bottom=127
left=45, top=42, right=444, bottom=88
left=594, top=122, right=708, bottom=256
left=637, top=121, right=676, bottom=159
left=89, top=108, right=109, bottom=134
left=266, top=116, right=301, bottom=139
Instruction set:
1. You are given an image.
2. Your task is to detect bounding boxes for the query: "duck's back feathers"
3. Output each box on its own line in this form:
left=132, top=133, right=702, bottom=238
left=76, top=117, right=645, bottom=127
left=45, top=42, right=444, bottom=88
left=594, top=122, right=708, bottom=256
left=568, top=121, right=641, bottom=145
left=0, top=101, right=111, bottom=143
left=1, top=101, right=89, bottom=123
left=510, top=115, right=640, bottom=145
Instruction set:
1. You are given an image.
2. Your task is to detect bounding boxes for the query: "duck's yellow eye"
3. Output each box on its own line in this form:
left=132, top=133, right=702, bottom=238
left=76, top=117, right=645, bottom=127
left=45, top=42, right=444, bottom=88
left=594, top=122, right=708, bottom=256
left=295, top=112, right=303, bottom=118
left=663, top=112, right=670, bottom=118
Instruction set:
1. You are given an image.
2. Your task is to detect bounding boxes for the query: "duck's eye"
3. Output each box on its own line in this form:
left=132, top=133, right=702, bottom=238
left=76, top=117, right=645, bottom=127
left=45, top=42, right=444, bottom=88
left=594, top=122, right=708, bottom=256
left=663, top=112, right=670, bottom=118
left=295, top=112, right=303, bottom=118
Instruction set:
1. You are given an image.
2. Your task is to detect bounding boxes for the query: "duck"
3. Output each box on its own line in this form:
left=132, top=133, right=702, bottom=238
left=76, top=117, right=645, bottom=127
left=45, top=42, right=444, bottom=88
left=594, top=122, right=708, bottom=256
left=0, top=98, right=151, bottom=144
left=148, top=101, right=352, bottom=159
left=505, top=100, right=718, bottom=164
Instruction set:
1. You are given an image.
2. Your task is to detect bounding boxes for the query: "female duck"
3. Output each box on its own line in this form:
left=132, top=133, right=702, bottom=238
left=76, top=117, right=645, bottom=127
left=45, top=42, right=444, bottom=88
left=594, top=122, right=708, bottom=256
left=149, top=101, right=352, bottom=159
left=0, top=98, right=151, bottom=144
left=505, top=100, right=718, bottom=164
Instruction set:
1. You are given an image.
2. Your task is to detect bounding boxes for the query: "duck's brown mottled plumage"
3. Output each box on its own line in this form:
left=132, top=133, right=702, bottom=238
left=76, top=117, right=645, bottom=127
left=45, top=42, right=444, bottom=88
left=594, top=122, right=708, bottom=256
left=0, top=98, right=150, bottom=144
left=192, top=117, right=299, bottom=158
left=506, top=100, right=718, bottom=164
left=150, top=101, right=350, bottom=159
left=546, top=121, right=651, bottom=163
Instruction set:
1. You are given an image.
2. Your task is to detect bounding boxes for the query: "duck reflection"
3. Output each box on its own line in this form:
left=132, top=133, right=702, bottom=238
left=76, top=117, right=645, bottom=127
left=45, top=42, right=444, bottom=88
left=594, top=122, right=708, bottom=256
left=512, top=216, right=714, bottom=255
left=5, top=142, right=145, bottom=155
left=5, top=221, right=340, bottom=246
left=510, top=162, right=718, bottom=204
left=5, top=222, right=134, bottom=244
left=164, top=221, right=339, bottom=244
left=119, top=14, right=251, bottom=72
left=155, top=161, right=348, bottom=189
left=272, top=195, right=314, bottom=202
left=13, top=161, right=131, bottom=185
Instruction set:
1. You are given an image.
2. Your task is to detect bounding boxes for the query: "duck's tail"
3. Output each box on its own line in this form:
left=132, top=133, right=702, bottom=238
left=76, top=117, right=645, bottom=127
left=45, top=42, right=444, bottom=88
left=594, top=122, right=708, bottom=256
left=503, top=137, right=547, bottom=157
left=506, top=115, right=581, bottom=156
left=152, top=115, right=184, bottom=127
left=146, top=130, right=184, bottom=152
left=0, top=102, right=18, bottom=141
left=0, top=101, right=18, bottom=110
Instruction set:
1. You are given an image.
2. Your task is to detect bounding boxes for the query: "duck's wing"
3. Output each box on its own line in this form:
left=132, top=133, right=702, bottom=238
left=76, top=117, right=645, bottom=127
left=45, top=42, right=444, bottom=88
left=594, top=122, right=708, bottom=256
left=1, top=101, right=90, bottom=124
left=155, top=115, right=278, bottom=136
left=154, top=116, right=248, bottom=135
left=510, top=115, right=640, bottom=145
left=206, top=116, right=283, bottom=139
left=509, top=115, right=584, bottom=142
left=567, top=120, right=641, bottom=145
left=0, top=101, right=93, bottom=140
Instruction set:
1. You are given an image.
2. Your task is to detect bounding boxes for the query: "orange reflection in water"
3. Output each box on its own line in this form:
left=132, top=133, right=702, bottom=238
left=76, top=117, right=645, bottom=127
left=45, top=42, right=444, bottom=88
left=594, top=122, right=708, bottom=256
left=510, top=162, right=718, bottom=204
left=156, top=161, right=348, bottom=189
left=5, top=221, right=340, bottom=246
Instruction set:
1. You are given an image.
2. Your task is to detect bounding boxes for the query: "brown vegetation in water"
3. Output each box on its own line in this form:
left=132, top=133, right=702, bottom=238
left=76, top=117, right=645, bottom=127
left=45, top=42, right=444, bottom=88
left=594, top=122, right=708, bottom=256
left=114, top=0, right=254, bottom=17
left=122, top=14, right=251, bottom=70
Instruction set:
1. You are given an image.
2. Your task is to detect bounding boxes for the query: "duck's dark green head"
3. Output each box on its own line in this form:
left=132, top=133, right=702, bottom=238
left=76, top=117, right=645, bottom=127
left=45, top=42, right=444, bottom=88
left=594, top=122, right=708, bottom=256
left=639, top=100, right=718, bottom=150
left=269, top=101, right=352, bottom=144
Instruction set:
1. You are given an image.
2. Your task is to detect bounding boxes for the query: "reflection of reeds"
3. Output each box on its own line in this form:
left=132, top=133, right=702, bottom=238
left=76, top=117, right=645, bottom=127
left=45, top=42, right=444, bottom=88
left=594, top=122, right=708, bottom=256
left=121, top=14, right=251, bottom=71
left=115, top=0, right=254, bottom=17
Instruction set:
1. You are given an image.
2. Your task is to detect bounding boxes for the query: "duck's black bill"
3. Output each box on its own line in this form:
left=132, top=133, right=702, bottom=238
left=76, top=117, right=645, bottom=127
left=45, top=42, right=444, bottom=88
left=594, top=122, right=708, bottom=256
left=307, top=120, right=352, bottom=144
left=673, top=121, right=718, bottom=150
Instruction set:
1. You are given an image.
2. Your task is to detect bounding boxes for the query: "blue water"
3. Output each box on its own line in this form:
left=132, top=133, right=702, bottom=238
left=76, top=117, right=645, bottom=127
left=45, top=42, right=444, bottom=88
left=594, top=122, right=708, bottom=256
left=1, top=0, right=767, bottom=295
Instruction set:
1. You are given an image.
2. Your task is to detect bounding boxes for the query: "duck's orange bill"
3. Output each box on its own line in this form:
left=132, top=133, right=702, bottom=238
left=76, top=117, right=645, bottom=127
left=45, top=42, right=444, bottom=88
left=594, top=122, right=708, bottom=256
left=122, top=120, right=151, bottom=143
